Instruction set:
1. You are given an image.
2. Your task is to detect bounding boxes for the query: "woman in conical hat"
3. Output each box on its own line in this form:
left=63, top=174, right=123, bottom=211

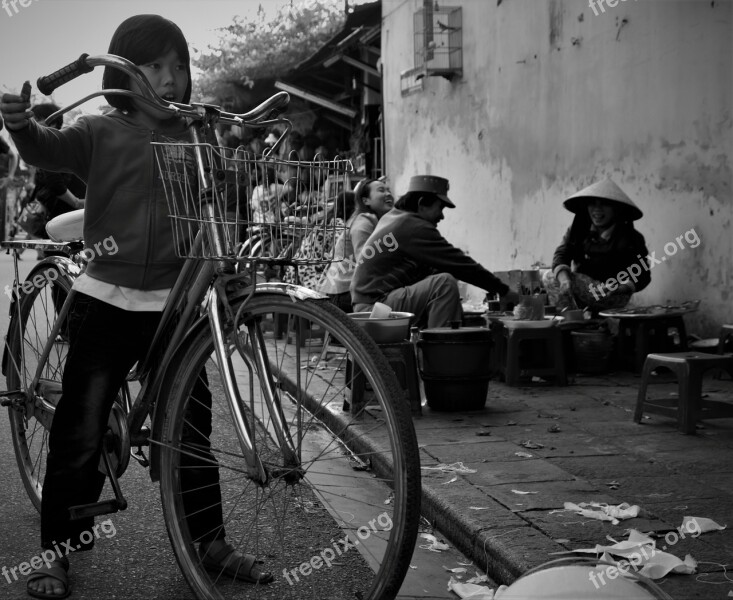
left=544, top=178, right=651, bottom=313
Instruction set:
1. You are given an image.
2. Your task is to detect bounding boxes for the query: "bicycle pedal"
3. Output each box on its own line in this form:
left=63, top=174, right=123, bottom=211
left=68, top=499, right=125, bottom=520
left=132, top=447, right=150, bottom=468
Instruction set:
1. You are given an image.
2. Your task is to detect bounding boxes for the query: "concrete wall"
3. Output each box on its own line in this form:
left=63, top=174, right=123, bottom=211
left=381, top=0, right=732, bottom=335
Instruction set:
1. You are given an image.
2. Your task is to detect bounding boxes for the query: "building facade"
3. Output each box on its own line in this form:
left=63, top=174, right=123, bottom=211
left=381, top=0, right=732, bottom=334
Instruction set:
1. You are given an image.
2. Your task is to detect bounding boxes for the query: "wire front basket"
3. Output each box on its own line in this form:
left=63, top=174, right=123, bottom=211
left=152, top=142, right=353, bottom=263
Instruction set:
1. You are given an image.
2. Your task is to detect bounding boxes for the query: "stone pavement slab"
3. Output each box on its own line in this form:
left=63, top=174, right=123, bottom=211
left=409, top=371, right=733, bottom=599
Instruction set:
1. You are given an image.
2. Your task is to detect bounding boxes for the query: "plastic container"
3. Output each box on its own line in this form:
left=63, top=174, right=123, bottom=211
left=348, top=312, right=413, bottom=343
left=417, top=323, right=492, bottom=411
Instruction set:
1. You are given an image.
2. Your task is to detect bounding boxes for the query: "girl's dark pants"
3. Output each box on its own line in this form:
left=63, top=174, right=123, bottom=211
left=41, top=293, right=225, bottom=551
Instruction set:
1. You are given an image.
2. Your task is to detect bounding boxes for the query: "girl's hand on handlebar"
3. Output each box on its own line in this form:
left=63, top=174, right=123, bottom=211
left=1, top=82, right=33, bottom=131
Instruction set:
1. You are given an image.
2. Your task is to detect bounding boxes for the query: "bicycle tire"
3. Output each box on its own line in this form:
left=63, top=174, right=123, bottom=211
left=159, top=294, right=421, bottom=600
left=4, top=261, right=74, bottom=512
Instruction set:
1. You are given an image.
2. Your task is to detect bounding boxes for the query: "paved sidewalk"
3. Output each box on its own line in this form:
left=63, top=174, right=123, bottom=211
left=411, top=370, right=733, bottom=599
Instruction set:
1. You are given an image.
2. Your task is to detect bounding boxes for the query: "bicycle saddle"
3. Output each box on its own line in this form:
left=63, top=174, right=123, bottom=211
left=46, top=208, right=84, bottom=242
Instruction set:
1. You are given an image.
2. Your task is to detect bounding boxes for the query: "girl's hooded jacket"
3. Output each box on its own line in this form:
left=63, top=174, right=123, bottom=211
left=10, top=110, right=190, bottom=289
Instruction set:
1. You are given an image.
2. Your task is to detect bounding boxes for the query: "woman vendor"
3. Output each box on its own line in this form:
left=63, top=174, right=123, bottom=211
left=545, top=178, right=651, bottom=313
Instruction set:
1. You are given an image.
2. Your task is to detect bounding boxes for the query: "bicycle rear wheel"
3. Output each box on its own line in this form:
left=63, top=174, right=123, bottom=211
left=159, top=294, right=420, bottom=600
left=4, top=260, right=73, bottom=511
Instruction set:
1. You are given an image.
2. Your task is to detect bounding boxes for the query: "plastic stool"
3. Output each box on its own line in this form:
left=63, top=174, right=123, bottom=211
left=634, top=351, right=733, bottom=434
left=503, top=326, right=567, bottom=386
left=349, top=341, right=422, bottom=416
left=615, top=316, right=687, bottom=372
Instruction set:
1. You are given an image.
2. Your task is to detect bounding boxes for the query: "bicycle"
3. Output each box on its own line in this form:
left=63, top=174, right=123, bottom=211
left=1, top=53, right=420, bottom=600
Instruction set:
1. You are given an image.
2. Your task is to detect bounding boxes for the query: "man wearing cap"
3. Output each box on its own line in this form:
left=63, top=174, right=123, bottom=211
left=351, top=175, right=519, bottom=328
left=545, top=177, right=651, bottom=312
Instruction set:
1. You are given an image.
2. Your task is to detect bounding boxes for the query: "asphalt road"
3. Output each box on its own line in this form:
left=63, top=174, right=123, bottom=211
left=0, top=250, right=491, bottom=600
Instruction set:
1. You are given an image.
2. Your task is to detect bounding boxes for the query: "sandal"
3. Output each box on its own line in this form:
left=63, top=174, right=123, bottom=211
left=27, top=557, right=70, bottom=599
left=199, top=541, right=273, bottom=584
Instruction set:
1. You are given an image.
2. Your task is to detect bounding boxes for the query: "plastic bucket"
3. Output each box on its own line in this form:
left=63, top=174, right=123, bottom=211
left=417, top=324, right=492, bottom=411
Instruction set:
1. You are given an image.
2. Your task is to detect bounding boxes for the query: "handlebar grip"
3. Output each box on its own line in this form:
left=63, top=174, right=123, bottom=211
left=37, top=54, right=93, bottom=96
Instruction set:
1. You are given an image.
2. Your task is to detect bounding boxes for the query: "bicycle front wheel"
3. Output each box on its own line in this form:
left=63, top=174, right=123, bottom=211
left=4, top=260, right=73, bottom=511
left=159, top=294, right=420, bottom=600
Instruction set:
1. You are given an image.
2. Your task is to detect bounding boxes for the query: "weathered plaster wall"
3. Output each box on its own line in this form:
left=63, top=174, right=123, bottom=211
left=382, top=0, right=732, bottom=334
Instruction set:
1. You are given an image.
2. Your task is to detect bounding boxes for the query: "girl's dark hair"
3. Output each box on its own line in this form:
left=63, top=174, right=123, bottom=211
left=31, top=103, right=62, bottom=129
left=351, top=178, right=377, bottom=217
left=395, top=191, right=441, bottom=213
left=103, top=14, right=192, bottom=111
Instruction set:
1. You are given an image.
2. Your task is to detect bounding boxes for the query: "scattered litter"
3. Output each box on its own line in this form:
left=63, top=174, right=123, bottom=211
left=562, top=501, right=640, bottom=525
left=511, top=489, right=538, bottom=495
left=554, top=538, right=570, bottom=544
left=348, top=455, right=370, bottom=471
left=514, top=452, right=534, bottom=458
left=552, top=529, right=698, bottom=580
left=444, top=566, right=468, bottom=574
left=467, top=574, right=490, bottom=584
left=547, top=424, right=561, bottom=433
left=421, top=462, right=478, bottom=474
left=520, top=440, right=544, bottom=449
left=443, top=476, right=459, bottom=485
left=448, top=576, right=507, bottom=599
left=469, top=506, right=491, bottom=510
left=682, top=516, right=726, bottom=533
left=606, top=481, right=620, bottom=490
left=409, top=564, right=418, bottom=569
left=420, top=533, right=450, bottom=552
left=384, top=492, right=394, bottom=505
left=506, top=420, right=518, bottom=426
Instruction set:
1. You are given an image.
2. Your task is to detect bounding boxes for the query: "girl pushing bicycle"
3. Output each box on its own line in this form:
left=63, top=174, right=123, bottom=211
left=1, top=14, right=273, bottom=599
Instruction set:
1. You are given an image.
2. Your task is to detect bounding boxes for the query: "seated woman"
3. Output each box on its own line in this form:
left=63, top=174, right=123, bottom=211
left=318, top=178, right=394, bottom=312
left=544, top=178, right=651, bottom=313
left=281, top=190, right=354, bottom=290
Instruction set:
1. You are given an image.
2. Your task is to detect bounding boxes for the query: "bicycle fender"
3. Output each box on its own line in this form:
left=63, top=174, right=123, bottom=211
left=229, top=281, right=327, bottom=303
left=2, top=256, right=78, bottom=377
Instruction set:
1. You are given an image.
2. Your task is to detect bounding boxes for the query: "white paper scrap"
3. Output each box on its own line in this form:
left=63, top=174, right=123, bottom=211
left=682, top=516, right=726, bottom=533
left=420, top=533, right=450, bottom=552
left=448, top=576, right=507, bottom=599
left=563, top=501, right=640, bottom=525
left=511, top=489, right=538, bottom=495
left=421, top=462, right=478, bottom=474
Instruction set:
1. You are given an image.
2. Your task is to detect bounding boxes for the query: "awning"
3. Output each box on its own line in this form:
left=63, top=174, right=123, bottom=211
left=274, top=81, right=357, bottom=119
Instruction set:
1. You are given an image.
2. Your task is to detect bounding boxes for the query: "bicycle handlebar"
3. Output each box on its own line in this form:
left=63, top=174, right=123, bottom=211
left=37, top=54, right=291, bottom=129
left=36, top=53, right=94, bottom=95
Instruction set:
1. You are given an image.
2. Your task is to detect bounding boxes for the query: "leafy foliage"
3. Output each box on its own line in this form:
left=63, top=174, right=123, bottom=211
left=193, top=1, right=346, bottom=99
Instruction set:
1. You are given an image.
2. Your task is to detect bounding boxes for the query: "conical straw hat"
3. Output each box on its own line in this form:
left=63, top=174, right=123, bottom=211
left=563, top=178, right=643, bottom=221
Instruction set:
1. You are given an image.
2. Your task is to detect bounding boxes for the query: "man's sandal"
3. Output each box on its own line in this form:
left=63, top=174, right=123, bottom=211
left=199, top=541, right=273, bottom=584
left=27, top=557, right=70, bottom=600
